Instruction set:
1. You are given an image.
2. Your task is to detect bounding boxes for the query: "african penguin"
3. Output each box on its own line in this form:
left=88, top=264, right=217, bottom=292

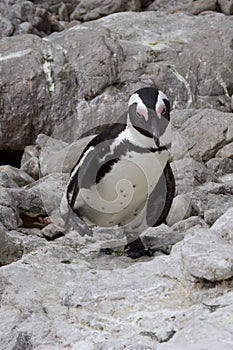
left=60, top=87, right=175, bottom=258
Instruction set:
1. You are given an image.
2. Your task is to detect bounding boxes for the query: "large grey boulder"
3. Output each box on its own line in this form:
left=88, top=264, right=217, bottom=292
left=211, top=207, right=233, bottom=242
left=20, top=145, right=40, bottom=180
left=9, top=173, right=68, bottom=223
left=171, top=215, right=208, bottom=232
left=141, top=224, right=181, bottom=248
left=0, top=186, right=20, bottom=230
left=218, top=0, right=233, bottom=15
left=170, top=0, right=216, bottom=15
left=35, top=134, right=68, bottom=175
left=0, top=34, right=53, bottom=149
left=0, top=228, right=46, bottom=267
left=0, top=166, right=34, bottom=187
left=171, top=158, right=220, bottom=195
left=0, top=228, right=23, bottom=266
left=205, top=141, right=233, bottom=176
left=70, top=0, right=141, bottom=21
left=40, top=135, right=95, bottom=175
left=166, top=194, right=192, bottom=226
left=145, top=0, right=217, bottom=15
left=206, top=156, right=233, bottom=177
left=0, top=12, right=233, bottom=150
left=20, top=133, right=95, bottom=176
left=146, top=0, right=191, bottom=12
left=0, top=14, right=13, bottom=38
left=158, top=318, right=233, bottom=350
left=172, top=109, right=233, bottom=163
left=190, top=181, right=233, bottom=217
left=180, top=228, right=233, bottom=281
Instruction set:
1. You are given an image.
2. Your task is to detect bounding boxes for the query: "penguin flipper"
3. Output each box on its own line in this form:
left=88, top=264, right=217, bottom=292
left=67, top=213, right=93, bottom=237
left=65, top=176, right=93, bottom=237
left=146, top=161, right=175, bottom=227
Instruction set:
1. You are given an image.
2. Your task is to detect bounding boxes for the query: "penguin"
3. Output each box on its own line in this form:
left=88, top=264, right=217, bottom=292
left=60, top=87, right=175, bottom=258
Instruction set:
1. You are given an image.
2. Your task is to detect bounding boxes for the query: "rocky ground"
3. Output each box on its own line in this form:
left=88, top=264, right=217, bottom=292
left=0, top=1, right=233, bottom=349
left=0, top=0, right=233, bottom=39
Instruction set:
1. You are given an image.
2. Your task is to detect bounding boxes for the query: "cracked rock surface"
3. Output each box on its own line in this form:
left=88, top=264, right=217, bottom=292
left=0, top=11, right=233, bottom=149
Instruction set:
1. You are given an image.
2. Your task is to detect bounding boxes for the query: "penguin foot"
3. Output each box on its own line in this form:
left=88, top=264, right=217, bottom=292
left=124, top=238, right=153, bottom=259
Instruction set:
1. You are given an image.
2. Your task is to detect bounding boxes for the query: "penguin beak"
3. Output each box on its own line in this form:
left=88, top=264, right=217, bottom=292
left=149, top=112, right=160, bottom=147
left=153, top=132, right=160, bottom=148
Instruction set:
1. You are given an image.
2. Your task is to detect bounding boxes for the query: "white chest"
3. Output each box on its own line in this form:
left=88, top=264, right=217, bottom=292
left=76, top=149, right=169, bottom=227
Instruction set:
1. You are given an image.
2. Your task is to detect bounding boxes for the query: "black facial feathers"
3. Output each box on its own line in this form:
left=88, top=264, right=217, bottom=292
left=135, top=87, right=159, bottom=111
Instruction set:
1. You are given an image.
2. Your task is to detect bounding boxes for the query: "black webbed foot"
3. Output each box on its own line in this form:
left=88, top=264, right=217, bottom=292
left=124, top=238, right=153, bottom=259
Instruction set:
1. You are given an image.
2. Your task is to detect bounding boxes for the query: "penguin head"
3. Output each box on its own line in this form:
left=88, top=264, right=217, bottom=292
left=128, top=87, right=170, bottom=147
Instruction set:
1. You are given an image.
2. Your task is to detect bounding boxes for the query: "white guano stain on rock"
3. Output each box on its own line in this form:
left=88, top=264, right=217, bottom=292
left=168, top=65, right=194, bottom=108
left=0, top=49, right=31, bottom=61
left=42, top=53, right=55, bottom=94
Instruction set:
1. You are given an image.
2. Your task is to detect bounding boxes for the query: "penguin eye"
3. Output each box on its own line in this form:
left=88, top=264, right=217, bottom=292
left=161, top=106, right=166, bottom=116
left=136, top=105, right=148, bottom=121
left=136, top=111, right=144, bottom=119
